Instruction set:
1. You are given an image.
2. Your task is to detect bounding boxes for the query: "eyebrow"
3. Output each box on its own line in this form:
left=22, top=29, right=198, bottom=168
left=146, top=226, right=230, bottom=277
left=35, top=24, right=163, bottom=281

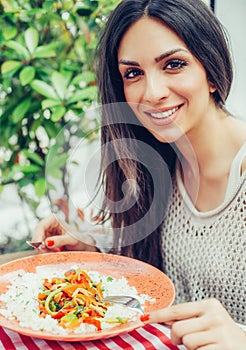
left=118, top=48, right=188, bottom=66
left=155, top=48, right=188, bottom=63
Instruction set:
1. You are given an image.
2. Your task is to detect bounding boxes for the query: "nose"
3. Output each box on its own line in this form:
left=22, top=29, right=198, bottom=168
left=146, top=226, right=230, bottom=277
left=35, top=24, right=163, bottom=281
left=143, top=73, right=170, bottom=103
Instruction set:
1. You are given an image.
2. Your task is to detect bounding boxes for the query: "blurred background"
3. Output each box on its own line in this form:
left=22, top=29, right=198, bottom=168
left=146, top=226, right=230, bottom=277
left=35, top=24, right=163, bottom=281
left=0, top=0, right=245, bottom=254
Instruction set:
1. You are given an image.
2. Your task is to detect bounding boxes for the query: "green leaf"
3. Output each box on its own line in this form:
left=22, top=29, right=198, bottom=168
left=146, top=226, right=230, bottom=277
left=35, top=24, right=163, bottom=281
left=2, top=167, right=19, bottom=183
left=30, top=118, right=41, bottom=133
left=0, top=185, right=3, bottom=194
left=43, top=121, right=60, bottom=138
left=5, top=41, right=30, bottom=60
left=42, top=0, right=54, bottom=10
left=51, top=106, right=66, bottom=121
left=51, top=73, right=66, bottom=100
left=72, top=71, right=96, bottom=85
left=19, top=66, right=36, bottom=86
left=31, top=80, right=58, bottom=100
left=63, top=0, right=74, bottom=11
left=34, top=178, right=46, bottom=197
left=51, top=71, right=71, bottom=100
left=46, top=152, right=68, bottom=169
left=25, top=27, right=39, bottom=54
left=68, top=86, right=97, bottom=104
left=42, top=99, right=61, bottom=109
left=18, top=177, right=34, bottom=188
left=0, top=0, right=19, bottom=13
left=2, top=163, right=40, bottom=183
left=1, top=60, right=22, bottom=75
left=21, top=149, right=44, bottom=166
left=11, top=98, right=31, bottom=123
left=34, top=45, right=56, bottom=58
left=46, top=167, right=63, bottom=179
left=24, top=8, right=46, bottom=16
left=18, top=164, right=41, bottom=174
left=2, top=24, right=17, bottom=40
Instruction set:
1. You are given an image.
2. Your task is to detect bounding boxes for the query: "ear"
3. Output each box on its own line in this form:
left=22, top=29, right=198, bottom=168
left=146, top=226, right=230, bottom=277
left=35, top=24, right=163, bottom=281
left=209, top=81, right=216, bottom=93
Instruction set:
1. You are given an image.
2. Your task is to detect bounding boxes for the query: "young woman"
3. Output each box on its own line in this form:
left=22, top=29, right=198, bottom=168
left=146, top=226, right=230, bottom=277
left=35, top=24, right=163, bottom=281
left=34, top=0, right=246, bottom=348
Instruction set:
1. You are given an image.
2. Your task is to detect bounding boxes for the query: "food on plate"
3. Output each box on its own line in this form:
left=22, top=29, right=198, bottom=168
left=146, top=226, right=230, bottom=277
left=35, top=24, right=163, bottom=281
left=0, top=266, right=154, bottom=335
left=38, top=268, right=126, bottom=331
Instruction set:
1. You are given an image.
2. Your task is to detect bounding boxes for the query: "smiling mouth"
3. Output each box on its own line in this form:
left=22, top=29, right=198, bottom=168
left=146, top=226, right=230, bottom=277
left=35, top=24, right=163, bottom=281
left=146, top=105, right=181, bottom=119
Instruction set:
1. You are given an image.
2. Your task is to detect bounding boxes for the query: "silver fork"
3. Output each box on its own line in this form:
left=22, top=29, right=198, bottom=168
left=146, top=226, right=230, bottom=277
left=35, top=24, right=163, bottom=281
left=26, top=240, right=46, bottom=249
left=102, top=295, right=145, bottom=315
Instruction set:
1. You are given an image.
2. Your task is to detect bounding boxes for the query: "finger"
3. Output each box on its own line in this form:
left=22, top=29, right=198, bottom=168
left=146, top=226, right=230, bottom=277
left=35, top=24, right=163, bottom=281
left=181, top=331, right=214, bottom=350
left=44, top=233, right=97, bottom=252
left=171, top=316, right=208, bottom=345
left=33, top=215, right=56, bottom=241
left=44, top=234, right=79, bottom=250
left=33, top=214, right=66, bottom=241
left=146, top=302, right=205, bottom=324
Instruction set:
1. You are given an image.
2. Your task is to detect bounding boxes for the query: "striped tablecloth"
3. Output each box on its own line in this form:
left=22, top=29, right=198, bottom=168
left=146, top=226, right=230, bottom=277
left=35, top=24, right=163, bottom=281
left=0, top=324, right=186, bottom=350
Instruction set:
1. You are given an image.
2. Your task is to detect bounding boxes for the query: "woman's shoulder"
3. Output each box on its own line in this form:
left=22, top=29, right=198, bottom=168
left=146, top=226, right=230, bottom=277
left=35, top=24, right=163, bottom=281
left=230, top=117, right=246, bottom=173
left=236, top=140, right=246, bottom=175
left=242, top=157, right=246, bottom=174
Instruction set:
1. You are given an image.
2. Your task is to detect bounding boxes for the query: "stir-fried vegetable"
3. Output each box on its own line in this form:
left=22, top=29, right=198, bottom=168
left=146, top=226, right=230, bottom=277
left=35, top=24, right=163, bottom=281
left=38, top=268, right=110, bottom=330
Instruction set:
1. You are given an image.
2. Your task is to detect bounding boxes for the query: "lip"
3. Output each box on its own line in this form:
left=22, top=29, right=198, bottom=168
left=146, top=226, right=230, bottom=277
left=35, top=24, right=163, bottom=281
left=145, top=104, right=181, bottom=114
left=144, top=104, right=183, bottom=125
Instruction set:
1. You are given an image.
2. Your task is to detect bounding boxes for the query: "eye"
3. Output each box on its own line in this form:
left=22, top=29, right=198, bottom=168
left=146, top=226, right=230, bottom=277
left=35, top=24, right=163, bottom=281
left=164, top=59, right=187, bottom=71
left=123, top=68, right=144, bottom=79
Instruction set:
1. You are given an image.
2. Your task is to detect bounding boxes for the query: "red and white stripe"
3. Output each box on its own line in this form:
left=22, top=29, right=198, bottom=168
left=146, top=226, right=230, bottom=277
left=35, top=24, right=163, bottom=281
left=0, top=324, right=184, bottom=350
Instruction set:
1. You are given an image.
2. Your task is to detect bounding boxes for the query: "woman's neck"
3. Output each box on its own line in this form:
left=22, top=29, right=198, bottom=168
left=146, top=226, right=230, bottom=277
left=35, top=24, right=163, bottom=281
left=175, top=111, right=246, bottom=210
left=176, top=111, right=245, bottom=176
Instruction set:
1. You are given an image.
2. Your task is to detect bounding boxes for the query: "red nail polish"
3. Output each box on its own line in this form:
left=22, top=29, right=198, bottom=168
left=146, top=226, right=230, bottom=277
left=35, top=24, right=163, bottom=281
left=46, top=239, right=54, bottom=247
left=140, top=314, right=150, bottom=322
left=56, top=247, right=64, bottom=252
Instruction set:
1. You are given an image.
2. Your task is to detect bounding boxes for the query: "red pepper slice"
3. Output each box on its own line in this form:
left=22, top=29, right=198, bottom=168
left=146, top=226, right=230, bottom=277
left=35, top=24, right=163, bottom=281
left=52, top=310, right=66, bottom=319
left=83, top=318, right=102, bottom=331
left=87, top=309, right=98, bottom=317
left=51, top=306, right=74, bottom=319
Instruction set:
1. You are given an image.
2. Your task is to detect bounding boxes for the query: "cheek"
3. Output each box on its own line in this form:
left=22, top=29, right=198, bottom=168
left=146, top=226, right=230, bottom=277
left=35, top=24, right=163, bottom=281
left=124, top=84, right=142, bottom=103
left=178, top=78, right=202, bottom=95
left=177, top=73, right=211, bottom=99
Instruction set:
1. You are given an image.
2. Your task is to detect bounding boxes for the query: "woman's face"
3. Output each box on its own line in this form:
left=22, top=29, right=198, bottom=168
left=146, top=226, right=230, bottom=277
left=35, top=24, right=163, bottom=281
left=118, top=17, right=216, bottom=143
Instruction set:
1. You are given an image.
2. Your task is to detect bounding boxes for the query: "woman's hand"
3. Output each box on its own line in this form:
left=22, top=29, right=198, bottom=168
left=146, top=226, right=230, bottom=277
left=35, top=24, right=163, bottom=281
left=32, top=214, right=98, bottom=252
left=142, top=298, right=246, bottom=350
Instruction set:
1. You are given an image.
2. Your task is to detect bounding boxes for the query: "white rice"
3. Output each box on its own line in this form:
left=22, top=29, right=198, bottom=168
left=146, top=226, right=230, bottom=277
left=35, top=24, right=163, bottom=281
left=0, top=265, right=154, bottom=335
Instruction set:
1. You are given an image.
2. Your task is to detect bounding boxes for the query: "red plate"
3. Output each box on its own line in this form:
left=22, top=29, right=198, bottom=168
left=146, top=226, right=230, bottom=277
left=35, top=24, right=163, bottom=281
left=0, top=251, right=175, bottom=341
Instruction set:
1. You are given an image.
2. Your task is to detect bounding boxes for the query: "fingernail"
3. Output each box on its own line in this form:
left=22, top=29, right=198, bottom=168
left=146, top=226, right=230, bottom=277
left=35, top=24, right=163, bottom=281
left=140, top=314, right=150, bottom=322
left=46, top=239, right=54, bottom=247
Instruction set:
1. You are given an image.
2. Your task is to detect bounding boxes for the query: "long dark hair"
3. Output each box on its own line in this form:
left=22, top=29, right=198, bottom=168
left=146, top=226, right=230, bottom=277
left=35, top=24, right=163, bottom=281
left=96, top=0, right=233, bottom=270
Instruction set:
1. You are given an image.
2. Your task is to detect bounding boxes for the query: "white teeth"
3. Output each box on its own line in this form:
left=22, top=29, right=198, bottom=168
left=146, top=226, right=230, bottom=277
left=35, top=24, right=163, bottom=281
left=150, top=106, right=179, bottom=119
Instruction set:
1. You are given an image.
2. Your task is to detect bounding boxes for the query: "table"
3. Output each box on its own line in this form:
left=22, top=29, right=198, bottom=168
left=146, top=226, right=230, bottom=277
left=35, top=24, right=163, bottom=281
left=0, top=323, right=184, bottom=350
left=0, top=251, right=185, bottom=350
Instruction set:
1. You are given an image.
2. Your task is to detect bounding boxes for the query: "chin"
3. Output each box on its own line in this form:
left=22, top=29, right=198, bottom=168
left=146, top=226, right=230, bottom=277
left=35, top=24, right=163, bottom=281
left=150, top=129, right=185, bottom=144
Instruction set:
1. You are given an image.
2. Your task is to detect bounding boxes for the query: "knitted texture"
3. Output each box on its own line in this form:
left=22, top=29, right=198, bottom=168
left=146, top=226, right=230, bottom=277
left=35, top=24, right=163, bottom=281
left=162, top=170, right=246, bottom=324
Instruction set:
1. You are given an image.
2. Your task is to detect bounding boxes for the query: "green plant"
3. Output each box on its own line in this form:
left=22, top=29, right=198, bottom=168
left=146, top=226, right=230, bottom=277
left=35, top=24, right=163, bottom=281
left=0, top=0, right=120, bottom=226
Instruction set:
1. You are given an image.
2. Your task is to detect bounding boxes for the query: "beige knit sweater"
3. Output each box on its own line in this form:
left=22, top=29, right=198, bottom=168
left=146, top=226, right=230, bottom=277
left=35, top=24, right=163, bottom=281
left=161, top=142, right=246, bottom=324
